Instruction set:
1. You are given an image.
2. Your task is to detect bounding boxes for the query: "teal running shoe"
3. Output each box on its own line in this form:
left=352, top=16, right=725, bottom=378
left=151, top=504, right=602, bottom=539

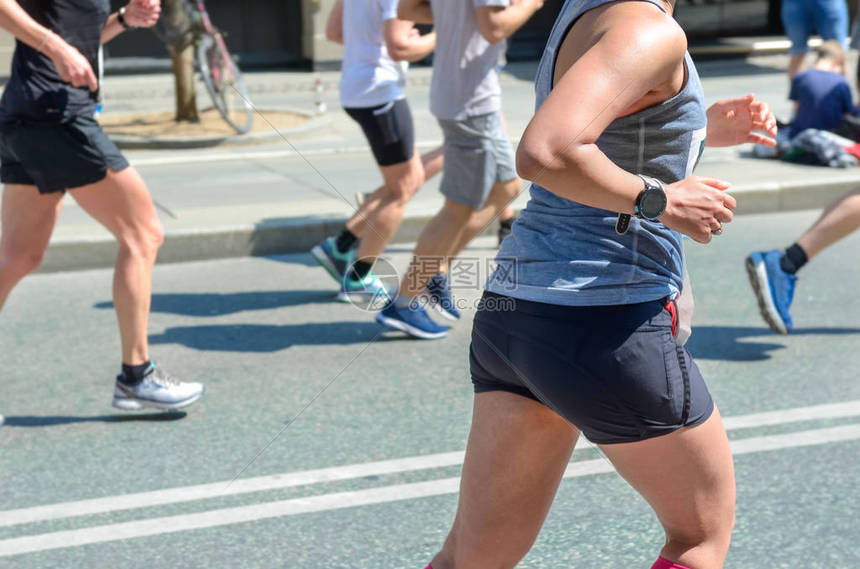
left=337, top=272, right=391, bottom=309
left=311, top=237, right=356, bottom=285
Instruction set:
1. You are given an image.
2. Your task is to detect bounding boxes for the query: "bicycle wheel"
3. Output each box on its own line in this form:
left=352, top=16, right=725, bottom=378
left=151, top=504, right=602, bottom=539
left=197, top=33, right=254, bottom=134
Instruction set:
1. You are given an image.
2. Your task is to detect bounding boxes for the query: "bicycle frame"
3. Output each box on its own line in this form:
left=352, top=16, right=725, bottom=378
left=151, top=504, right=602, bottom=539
left=192, top=0, right=237, bottom=82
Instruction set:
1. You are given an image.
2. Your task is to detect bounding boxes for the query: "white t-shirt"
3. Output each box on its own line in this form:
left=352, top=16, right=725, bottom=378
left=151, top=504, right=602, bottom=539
left=340, top=0, right=408, bottom=108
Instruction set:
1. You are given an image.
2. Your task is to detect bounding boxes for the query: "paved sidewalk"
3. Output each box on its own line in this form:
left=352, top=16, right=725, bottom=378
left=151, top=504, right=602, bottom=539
left=3, top=54, right=859, bottom=272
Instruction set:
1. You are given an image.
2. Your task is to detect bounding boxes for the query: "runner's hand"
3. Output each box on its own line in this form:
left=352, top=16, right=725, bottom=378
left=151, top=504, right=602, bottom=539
left=706, top=93, right=778, bottom=147
left=43, top=34, right=98, bottom=92
left=660, top=176, right=735, bottom=243
left=124, top=0, right=162, bottom=29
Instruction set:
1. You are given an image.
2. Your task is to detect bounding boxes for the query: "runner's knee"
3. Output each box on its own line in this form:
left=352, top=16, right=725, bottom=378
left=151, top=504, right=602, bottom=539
left=441, top=198, right=474, bottom=224
left=0, top=246, right=46, bottom=277
left=383, top=161, right=424, bottom=204
left=664, top=510, right=735, bottom=566
left=118, top=218, right=164, bottom=259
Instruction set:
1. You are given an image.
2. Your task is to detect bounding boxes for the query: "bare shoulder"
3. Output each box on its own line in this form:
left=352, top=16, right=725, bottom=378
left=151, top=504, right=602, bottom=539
left=597, top=2, right=687, bottom=63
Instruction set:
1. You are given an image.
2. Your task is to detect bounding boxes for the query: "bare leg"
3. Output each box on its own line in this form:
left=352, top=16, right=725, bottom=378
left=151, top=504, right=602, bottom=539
left=431, top=392, right=578, bottom=569
left=349, top=153, right=424, bottom=263
left=0, top=185, right=64, bottom=309
left=795, top=188, right=860, bottom=260
left=446, top=178, right=521, bottom=270
left=398, top=198, right=473, bottom=298
left=69, top=168, right=164, bottom=365
left=347, top=146, right=444, bottom=242
left=600, top=409, right=736, bottom=569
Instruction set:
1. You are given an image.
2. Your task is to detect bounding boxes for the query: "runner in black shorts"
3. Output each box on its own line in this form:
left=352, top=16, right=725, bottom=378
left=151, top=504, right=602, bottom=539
left=310, top=0, right=441, bottom=303
left=418, top=1, right=778, bottom=569
left=0, top=0, right=203, bottom=414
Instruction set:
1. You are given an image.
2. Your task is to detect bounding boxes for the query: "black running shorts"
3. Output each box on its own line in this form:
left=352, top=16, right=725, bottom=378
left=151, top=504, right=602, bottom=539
left=0, top=115, right=129, bottom=194
left=470, top=291, right=714, bottom=444
left=344, top=98, right=415, bottom=167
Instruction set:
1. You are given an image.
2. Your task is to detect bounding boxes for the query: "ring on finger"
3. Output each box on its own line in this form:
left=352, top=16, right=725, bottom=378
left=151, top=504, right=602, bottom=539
left=712, top=227, right=723, bottom=236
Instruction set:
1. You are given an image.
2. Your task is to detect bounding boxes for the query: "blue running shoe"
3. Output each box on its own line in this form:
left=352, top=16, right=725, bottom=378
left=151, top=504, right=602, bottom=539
left=311, top=237, right=355, bottom=285
left=745, top=250, right=797, bottom=334
left=337, top=272, right=390, bottom=308
left=426, top=273, right=461, bottom=321
left=375, top=301, right=449, bottom=339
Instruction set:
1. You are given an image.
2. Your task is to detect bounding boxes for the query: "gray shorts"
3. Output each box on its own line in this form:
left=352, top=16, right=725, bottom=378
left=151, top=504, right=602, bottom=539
left=437, top=111, right=517, bottom=209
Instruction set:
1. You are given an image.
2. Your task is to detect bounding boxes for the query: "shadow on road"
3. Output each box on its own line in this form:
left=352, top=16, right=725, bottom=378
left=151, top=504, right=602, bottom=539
left=2, top=412, right=187, bottom=428
left=95, top=289, right=336, bottom=317
left=262, top=253, right=322, bottom=268
left=148, top=321, right=390, bottom=352
left=687, top=326, right=860, bottom=361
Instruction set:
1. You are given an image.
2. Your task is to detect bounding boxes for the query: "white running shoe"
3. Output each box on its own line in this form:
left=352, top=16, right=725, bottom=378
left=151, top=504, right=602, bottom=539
left=112, top=363, right=204, bottom=411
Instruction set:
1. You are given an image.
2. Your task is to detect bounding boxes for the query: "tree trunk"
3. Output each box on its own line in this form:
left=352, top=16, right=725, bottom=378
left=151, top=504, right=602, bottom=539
left=170, top=44, right=197, bottom=122
left=158, top=0, right=198, bottom=122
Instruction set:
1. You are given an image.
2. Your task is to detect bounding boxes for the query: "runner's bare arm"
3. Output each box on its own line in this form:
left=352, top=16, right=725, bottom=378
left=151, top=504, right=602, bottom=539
left=706, top=93, right=777, bottom=147
left=101, top=0, right=161, bottom=44
left=475, top=0, right=544, bottom=45
left=326, top=0, right=344, bottom=44
left=384, top=19, right=435, bottom=62
left=516, top=5, right=733, bottom=243
left=397, top=0, right=433, bottom=25
left=0, top=0, right=97, bottom=90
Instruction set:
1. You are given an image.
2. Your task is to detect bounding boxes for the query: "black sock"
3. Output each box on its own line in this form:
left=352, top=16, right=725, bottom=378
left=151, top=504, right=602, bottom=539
left=348, top=259, right=373, bottom=281
left=427, top=273, right=448, bottom=291
left=335, top=229, right=358, bottom=254
left=779, top=243, right=808, bottom=274
left=120, top=361, right=152, bottom=386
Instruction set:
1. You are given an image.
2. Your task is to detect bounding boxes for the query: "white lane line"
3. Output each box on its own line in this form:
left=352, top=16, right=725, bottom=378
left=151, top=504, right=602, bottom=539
left=0, top=452, right=465, bottom=528
left=1, top=424, right=858, bottom=558
left=721, top=400, right=860, bottom=430
left=3, top=399, right=860, bottom=528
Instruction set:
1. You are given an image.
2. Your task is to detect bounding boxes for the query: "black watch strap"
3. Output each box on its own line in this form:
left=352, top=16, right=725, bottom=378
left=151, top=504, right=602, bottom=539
left=118, top=7, right=132, bottom=30
left=616, top=175, right=665, bottom=235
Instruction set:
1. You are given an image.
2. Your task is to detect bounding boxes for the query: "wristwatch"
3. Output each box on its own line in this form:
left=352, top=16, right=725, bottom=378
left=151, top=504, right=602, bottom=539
left=615, top=175, right=667, bottom=235
left=117, top=6, right=134, bottom=30
left=634, top=175, right=667, bottom=221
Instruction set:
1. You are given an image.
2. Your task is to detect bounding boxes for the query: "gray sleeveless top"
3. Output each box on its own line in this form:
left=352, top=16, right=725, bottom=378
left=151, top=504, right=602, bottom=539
left=486, top=0, right=707, bottom=306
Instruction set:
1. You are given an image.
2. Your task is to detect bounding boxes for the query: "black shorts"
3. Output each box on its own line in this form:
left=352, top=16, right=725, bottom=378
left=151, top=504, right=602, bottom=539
left=344, top=98, right=415, bottom=167
left=470, top=291, right=714, bottom=445
left=0, top=114, right=129, bottom=194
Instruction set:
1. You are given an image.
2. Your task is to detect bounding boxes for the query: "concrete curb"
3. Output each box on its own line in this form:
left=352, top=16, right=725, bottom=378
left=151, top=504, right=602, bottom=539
left=36, top=175, right=860, bottom=274
left=106, top=109, right=330, bottom=150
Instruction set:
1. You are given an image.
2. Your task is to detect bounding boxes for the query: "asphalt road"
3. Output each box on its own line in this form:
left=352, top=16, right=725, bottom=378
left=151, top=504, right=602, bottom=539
left=1, top=208, right=859, bottom=569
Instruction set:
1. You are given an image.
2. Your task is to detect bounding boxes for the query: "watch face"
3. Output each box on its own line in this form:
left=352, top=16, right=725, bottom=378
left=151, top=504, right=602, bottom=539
left=640, top=189, right=667, bottom=219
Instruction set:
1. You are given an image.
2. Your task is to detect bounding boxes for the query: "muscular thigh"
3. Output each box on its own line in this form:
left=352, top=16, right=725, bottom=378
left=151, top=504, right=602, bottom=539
left=599, top=408, right=735, bottom=542
left=1, top=184, right=63, bottom=256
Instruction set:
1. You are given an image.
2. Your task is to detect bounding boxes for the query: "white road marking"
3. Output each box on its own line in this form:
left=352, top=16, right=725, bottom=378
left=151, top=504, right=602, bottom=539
left=2, top=400, right=859, bottom=529
left=721, top=400, right=860, bottom=430
left=1, top=424, right=858, bottom=558
left=128, top=139, right=447, bottom=167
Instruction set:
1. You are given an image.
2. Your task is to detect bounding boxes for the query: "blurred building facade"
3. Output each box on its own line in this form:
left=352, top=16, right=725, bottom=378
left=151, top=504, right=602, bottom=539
left=0, top=0, right=786, bottom=72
